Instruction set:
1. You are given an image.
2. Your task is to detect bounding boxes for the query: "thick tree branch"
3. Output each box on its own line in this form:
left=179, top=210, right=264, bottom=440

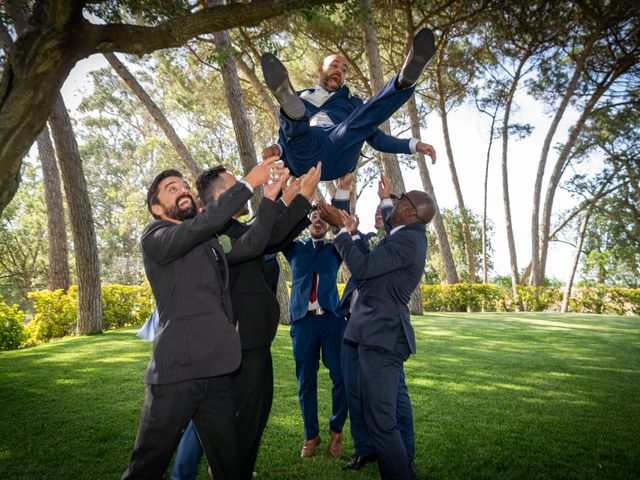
left=87, top=0, right=343, bottom=57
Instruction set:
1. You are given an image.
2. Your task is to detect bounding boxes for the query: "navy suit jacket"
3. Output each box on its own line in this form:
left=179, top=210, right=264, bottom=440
left=333, top=224, right=427, bottom=354
left=338, top=204, right=393, bottom=315
left=283, top=197, right=349, bottom=323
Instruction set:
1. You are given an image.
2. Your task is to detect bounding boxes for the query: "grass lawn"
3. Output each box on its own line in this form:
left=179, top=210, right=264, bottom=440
left=0, top=312, right=639, bottom=479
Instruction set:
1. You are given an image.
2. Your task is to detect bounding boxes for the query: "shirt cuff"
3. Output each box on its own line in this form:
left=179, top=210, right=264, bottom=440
left=380, top=198, right=393, bottom=208
left=334, top=189, right=350, bottom=201
left=337, top=227, right=350, bottom=237
left=409, top=138, right=420, bottom=154
left=278, top=197, right=288, bottom=207
left=238, top=179, right=253, bottom=193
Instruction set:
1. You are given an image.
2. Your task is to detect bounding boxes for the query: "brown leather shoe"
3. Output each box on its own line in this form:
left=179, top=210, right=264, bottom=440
left=328, top=431, right=343, bottom=459
left=300, top=435, right=321, bottom=458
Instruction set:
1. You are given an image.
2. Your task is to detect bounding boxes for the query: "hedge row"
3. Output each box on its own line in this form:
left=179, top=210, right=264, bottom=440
left=0, top=285, right=154, bottom=350
left=1, top=284, right=638, bottom=351
left=419, top=284, right=640, bottom=315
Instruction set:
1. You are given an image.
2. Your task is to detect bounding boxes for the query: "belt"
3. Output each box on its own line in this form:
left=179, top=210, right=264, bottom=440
left=307, top=307, right=326, bottom=316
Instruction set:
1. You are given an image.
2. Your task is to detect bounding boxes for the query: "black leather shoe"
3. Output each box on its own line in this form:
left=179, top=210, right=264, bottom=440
left=342, top=454, right=377, bottom=470
left=397, top=28, right=436, bottom=89
left=260, top=52, right=305, bottom=120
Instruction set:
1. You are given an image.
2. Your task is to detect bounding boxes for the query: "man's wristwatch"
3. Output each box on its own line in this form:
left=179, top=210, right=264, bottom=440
left=331, top=225, right=341, bottom=235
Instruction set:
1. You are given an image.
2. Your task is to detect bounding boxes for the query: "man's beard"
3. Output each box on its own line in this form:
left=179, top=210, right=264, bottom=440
left=164, top=195, right=197, bottom=221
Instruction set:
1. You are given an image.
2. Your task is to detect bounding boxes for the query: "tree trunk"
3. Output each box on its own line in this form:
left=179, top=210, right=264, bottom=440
left=501, top=54, right=530, bottom=304
left=103, top=52, right=201, bottom=179
left=403, top=9, right=458, bottom=285
left=477, top=98, right=501, bottom=285
left=434, top=32, right=476, bottom=281
left=561, top=210, right=591, bottom=313
left=234, top=53, right=280, bottom=126
left=208, top=0, right=260, bottom=213
left=407, top=96, right=459, bottom=284
left=36, top=126, right=71, bottom=292
left=49, top=94, right=103, bottom=335
left=531, top=28, right=602, bottom=286
left=539, top=76, right=623, bottom=283
left=360, top=0, right=422, bottom=314
left=276, top=256, right=290, bottom=324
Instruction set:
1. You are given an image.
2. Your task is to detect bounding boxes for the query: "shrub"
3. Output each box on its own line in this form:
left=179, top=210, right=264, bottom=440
left=27, top=288, right=78, bottom=342
left=0, top=297, right=27, bottom=350
left=421, top=284, right=503, bottom=312
left=516, top=286, right=562, bottom=312
left=102, top=284, right=154, bottom=329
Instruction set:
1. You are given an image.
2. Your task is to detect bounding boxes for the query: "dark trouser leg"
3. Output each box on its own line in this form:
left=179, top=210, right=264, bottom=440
left=341, top=338, right=375, bottom=456
left=121, top=380, right=202, bottom=480
left=192, top=373, right=242, bottom=480
left=328, top=75, right=415, bottom=153
left=319, top=313, right=347, bottom=434
left=397, top=367, right=416, bottom=462
left=359, top=344, right=410, bottom=480
left=291, top=316, right=321, bottom=439
left=234, top=346, right=274, bottom=478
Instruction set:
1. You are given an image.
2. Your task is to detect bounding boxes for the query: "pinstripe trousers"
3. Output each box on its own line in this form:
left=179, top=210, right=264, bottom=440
left=121, top=374, right=240, bottom=480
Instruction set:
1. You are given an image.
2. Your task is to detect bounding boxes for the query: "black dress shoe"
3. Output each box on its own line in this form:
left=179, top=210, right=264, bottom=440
left=342, top=454, right=377, bottom=470
left=397, top=28, right=436, bottom=89
left=260, top=52, right=306, bottom=120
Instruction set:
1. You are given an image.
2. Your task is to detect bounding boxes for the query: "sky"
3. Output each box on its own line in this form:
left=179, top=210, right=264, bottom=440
left=60, top=54, right=595, bottom=282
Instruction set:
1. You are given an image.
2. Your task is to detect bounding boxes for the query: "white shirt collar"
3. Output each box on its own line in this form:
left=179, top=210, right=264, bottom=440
left=390, top=225, right=405, bottom=235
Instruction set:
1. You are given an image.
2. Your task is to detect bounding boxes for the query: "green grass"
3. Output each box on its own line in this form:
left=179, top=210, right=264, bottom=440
left=1, top=313, right=639, bottom=479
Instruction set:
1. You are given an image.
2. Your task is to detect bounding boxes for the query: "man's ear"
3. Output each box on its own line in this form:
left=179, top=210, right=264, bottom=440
left=151, top=204, right=164, bottom=217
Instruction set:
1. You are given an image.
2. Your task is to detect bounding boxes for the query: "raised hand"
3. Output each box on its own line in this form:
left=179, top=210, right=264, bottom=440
left=416, top=142, right=436, bottom=164
left=317, top=199, right=343, bottom=227
left=378, top=174, right=392, bottom=200
left=244, top=155, right=280, bottom=188
left=338, top=209, right=359, bottom=234
left=335, top=172, right=353, bottom=191
left=261, top=144, right=281, bottom=160
left=299, top=162, right=322, bottom=201
left=264, top=167, right=290, bottom=201
left=281, top=175, right=301, bottom=205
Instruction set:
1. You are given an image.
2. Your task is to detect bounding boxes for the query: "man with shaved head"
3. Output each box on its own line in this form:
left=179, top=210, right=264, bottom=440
left=329, top=190, right=435, bottom=480
left=260, top=28, right=437, bottom=181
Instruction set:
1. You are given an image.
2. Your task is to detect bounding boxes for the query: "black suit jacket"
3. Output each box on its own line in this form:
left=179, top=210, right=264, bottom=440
left=140, top=183, right=280, bottom=384
left=224, top=194, right=311, bottom=350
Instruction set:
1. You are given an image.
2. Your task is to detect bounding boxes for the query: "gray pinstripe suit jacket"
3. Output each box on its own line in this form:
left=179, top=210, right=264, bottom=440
left=140, top=182, right=280, bottom=384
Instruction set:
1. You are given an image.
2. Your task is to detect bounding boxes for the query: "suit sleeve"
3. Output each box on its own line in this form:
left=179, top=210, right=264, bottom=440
left=264, top=194, right=312, bottom=253
left=331, top=197, right=350, bottom=212
left=141, top=182, right=252, bottom=266
left=334, top=229, right=417, bottom=280
left=225, top=197, right=281, bottom=265
left=381, top=204, right=393, bottom=235
left=365, top=129, right=412, bottom=154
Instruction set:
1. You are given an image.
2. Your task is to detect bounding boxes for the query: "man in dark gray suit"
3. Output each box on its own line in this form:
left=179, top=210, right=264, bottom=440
left=121, top=157, right=280, bottom=480
left=331, top=190, right=435, bottom=480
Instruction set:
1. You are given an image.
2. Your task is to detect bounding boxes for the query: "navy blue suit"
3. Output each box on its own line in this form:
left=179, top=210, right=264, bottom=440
left=278, top=74, right=416, bottom=180
left=283, top=199, right=349, bottom=440
left=334, top=223, right=427, bottom=480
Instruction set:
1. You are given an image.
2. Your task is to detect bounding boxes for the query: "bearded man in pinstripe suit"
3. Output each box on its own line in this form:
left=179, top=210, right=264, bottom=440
left=121, top=157, right=280, bottom=480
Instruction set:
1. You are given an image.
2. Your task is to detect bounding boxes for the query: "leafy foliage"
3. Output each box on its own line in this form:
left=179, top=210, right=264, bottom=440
left=426, top=207, right=491, bottom=283
left=24, top=285, right=154, bottom=345
left=0, top=297, right=27, bottom=351
left=420, top=283, right=638, bottom=314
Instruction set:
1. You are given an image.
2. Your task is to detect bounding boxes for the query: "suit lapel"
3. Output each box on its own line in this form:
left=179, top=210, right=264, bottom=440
left=205, top=239, right=229, bottom=292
